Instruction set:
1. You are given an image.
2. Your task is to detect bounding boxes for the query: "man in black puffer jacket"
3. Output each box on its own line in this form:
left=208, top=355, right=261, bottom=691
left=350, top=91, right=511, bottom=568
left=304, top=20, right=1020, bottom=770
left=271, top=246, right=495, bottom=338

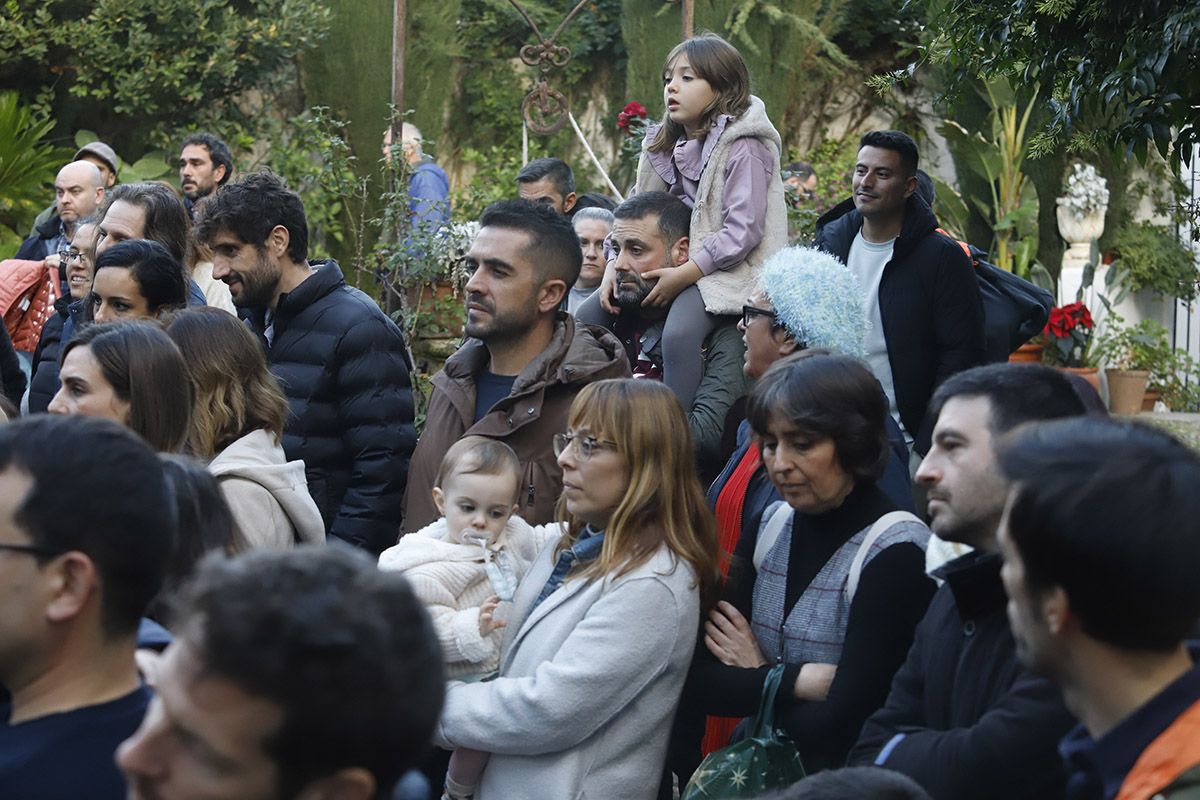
left=814, top=131, right=985, bottom=456
left=196, top=171, right=415, bottom=554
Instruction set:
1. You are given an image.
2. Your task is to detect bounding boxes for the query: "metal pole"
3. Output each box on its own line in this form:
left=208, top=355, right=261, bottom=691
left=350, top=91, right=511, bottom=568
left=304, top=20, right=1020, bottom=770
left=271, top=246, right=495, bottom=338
left=391, top=0, right=406, bottom=140
left=387, top=0, right=407, bottom=315
left=681, top=0, right=694, bottom=39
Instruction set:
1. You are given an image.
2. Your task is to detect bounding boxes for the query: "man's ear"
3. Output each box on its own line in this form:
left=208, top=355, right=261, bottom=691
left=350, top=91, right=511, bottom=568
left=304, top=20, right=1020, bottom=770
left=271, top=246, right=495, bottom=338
left=1042, top=586, right=1072, bottom=636
left=44, top=552, right=99, bottom=625
left=537, top=279, right=567, bottom=313
left=671, top=235, right=690, bottom=267
left=213, top=163, right=228, bottom=186
left=903, top=174, right=918, bottom=199
left=563, top=192, right=577, bottom=214
left=295, top=767, right=375, bottom=800
left=267, top=224, right=291, bottom=260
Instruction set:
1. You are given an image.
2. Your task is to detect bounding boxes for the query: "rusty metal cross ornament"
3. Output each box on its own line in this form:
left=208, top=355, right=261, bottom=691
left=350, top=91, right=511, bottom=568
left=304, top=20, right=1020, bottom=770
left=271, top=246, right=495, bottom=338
left=507, top=0, right=590, bottom=135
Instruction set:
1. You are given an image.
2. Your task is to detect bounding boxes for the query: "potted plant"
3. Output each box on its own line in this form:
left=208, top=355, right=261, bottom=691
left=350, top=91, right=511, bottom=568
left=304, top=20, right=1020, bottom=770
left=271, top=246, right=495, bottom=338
left=1093, top=316, right=1170, bottom=413
left=1040, top=301, right=1100, bottom=393
left=1099, top=221, right=1200, bottom=302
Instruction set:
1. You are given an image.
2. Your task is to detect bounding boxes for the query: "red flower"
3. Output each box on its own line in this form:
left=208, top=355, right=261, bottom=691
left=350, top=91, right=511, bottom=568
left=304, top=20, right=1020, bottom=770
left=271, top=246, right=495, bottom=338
left=617, top=111, right=630, bottom=129
left=1045, top=307, right=1071, bottom=339
left=623, top=101, right=648, bottom=118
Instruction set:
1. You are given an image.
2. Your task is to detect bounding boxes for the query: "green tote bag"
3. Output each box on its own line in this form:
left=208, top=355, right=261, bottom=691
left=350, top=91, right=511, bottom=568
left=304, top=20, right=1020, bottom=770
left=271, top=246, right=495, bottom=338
left=680, top=663, right=807, bottom=799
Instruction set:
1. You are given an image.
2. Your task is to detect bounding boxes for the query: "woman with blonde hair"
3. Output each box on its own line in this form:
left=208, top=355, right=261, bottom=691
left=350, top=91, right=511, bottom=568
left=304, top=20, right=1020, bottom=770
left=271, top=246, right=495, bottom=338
left=434, top=378, right=720, bottom=799
left=165, top=307, right=324, bottom=548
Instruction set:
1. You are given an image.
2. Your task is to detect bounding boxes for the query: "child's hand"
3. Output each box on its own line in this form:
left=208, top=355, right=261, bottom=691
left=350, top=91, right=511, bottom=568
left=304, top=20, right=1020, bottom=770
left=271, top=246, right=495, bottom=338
left=478, top=595, right=507, bottom=637
left=641, top=260, right=703, bottom=308
left=599, top=259, right=620, bottom=314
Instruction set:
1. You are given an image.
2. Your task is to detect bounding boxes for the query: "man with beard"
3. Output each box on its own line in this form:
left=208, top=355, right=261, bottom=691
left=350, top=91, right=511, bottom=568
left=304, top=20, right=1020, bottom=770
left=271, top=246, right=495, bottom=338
left=195, top=170, right=415, bottom=554
left=602, top=191, right=747, bottom=473
left=850, top=364, right=1086, bottom=799
left=177, top=132, right=232, bottom=217
left=402, top=199, right=629, bottom=530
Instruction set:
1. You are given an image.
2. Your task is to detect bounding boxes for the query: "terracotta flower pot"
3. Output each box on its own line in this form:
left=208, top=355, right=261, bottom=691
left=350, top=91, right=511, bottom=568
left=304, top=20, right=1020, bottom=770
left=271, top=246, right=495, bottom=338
left=1009, top=342, right=1043, bottom=363
left=1105, top=369, right=1150, bottom=415
left=1060, top=366, right=1102, bottom=398
left=1142, top=388, right=1161, bottom=412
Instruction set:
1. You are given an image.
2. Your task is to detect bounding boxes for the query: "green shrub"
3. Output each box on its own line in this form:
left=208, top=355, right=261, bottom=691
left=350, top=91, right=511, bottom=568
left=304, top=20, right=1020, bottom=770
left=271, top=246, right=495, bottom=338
left=0, top=92, right=68, bottom=237
left=1108, top=221, right=1200, bottom=301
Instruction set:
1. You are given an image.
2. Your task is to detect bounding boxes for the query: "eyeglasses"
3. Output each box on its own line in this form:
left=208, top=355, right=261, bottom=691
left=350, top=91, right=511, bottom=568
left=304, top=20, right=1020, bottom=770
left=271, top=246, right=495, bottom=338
left=0, top=542, right=65, bottom=559
left=553, top=431, right=618, bottom=460
left=742, top=304, right=779, bottom=328
left=57, top=248, right=84, bottom=264
left=741, top=304, right=808, bottom=346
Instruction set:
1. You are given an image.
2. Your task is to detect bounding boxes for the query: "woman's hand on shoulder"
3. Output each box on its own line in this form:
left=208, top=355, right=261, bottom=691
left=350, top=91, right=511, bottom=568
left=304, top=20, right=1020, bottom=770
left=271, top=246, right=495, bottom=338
left=704, top=600, right=768, bottom=668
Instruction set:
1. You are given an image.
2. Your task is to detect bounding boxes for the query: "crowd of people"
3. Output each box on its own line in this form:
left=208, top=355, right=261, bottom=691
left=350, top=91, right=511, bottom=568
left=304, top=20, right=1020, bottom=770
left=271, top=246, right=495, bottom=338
left=0, top=30, right=1197, bottom=800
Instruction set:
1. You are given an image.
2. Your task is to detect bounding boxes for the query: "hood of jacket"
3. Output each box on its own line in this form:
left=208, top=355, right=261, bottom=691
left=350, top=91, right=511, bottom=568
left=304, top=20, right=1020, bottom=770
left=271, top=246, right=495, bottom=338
left=208, top=429, right=325, bottom=544
left=815, top=194, right=940, bottom=262
left=439, top=313, right=629, bottom=407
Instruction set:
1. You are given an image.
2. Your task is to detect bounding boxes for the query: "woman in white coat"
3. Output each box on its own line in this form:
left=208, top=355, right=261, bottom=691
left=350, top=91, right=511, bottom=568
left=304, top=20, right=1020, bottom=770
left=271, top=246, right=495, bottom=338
left=435, top=378, right=721, bottom=799
left=166, top=307, right=324, bottom=548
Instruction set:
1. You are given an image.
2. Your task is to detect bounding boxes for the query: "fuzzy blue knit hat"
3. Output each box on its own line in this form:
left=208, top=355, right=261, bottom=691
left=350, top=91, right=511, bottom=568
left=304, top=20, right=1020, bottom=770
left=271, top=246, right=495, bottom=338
left=759, top=246, right=867, bottom=358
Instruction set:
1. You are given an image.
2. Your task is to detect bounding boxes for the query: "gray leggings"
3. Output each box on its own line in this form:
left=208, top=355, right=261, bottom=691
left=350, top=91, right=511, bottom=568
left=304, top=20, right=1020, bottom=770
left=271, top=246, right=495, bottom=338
left=575, top=284, right=717, bottom=410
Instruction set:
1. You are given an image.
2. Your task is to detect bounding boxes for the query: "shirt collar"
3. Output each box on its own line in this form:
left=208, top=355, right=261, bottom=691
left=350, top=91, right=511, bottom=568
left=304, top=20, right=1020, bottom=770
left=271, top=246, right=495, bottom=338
left=1061, top=660, right=1200, bottom=800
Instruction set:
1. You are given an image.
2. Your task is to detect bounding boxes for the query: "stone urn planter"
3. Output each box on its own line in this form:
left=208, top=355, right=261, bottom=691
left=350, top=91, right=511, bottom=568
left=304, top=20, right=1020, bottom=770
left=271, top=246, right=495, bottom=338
left=1056, top=205, right=1105, bottom=247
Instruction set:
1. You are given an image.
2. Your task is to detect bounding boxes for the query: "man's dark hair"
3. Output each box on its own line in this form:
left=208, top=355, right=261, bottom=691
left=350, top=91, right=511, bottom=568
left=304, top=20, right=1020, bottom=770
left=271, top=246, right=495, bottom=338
left=860, top=130, right=919, bottom=178
left=998, top=418, right=1200, bottom=652
left=177, top=546, right=445, bottom=799
left=757, top=767, right=933, bottom=800
left=614, top=191, right=691, bottom=249
left=93, top=239, right=189, bottom=314
left=748, top=351, right=891, bottom=482
left=0, top=415, right=175, bottom=637
left=516, top=157, right=575, bottom=198
left=785, top=161, right=816, bottom=180
left=478, top=199, right=581, bottom=287
left=101, top=182, right=190, bottom=263
left=573, top=192, right=617, bottom=212
left=194, top=170, right=309, bottom=263
left=180, top=132, right=233, bottom=187
left=928, top=363, right=1087, bottom=437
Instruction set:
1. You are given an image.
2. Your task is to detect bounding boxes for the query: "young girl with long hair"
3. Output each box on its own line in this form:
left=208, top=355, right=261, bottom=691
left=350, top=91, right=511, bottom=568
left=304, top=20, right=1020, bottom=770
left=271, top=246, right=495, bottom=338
left=434, top=379, right=720, bottom=799
left=579, top=33, right=786, bottom=411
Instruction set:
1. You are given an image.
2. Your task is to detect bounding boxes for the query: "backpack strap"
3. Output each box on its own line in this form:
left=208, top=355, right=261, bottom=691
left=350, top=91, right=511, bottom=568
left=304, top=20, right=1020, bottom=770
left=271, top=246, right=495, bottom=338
left=846, top=511, right=922, bottom=604
left=753, top=502, right=794, bottom=572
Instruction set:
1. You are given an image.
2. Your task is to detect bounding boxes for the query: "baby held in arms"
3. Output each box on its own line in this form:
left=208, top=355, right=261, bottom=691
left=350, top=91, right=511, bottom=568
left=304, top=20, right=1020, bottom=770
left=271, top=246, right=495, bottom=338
left=379, top=436, right=553, bottom=800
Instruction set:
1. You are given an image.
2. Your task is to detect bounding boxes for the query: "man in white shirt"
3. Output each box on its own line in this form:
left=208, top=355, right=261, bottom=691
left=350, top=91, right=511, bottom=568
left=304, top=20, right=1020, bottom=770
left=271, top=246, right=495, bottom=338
left=814, top=130, right=985, bottom=456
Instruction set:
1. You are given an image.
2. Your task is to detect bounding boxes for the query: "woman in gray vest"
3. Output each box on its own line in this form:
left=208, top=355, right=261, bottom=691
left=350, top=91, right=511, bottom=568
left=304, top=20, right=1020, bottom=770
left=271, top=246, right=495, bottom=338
left=689, top=353, right=936, bottom=771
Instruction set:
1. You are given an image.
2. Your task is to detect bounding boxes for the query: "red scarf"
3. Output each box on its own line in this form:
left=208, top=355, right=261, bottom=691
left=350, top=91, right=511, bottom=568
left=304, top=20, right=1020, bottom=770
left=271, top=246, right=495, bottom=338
left=703, top=442, right=762, bottom=754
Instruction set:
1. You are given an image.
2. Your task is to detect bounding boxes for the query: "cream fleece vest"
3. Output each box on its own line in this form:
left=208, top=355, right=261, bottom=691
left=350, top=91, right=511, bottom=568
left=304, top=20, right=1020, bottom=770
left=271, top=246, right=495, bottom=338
left=636, top=95, right=787, bottom=315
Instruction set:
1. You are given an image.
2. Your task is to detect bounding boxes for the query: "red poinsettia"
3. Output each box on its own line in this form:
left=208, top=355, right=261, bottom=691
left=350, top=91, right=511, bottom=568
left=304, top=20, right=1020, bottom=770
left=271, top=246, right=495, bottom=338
left=1042, top=302, right=1096, bottom=367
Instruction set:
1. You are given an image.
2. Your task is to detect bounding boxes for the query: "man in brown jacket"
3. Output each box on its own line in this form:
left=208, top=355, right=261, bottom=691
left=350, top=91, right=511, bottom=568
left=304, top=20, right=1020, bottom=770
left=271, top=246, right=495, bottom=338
left=403, top=200, right=630, bottom=530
